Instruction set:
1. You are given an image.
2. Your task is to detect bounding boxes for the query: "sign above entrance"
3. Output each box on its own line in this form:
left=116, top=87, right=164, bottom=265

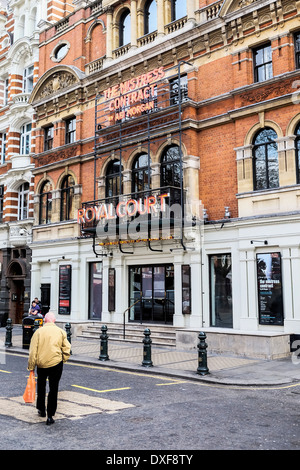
left=77, top=193, right=169, bottom=225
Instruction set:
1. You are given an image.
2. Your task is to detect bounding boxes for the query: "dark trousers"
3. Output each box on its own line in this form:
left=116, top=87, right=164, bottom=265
left=36, top=361, right=63, bottom=418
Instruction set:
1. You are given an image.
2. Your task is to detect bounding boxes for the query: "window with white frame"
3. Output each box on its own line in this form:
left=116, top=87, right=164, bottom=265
left=1, top=133, right=6, bottom=164
left=20, top=123, right=31, bottom=155
left=23, top=66, right=34, bottom=93
left=18, top=182, right=29, bottom=220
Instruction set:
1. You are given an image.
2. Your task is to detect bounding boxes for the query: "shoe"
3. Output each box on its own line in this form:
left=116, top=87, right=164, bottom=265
left=38, top=410, right=46, bottom=417
left=46, top=417, right=55, bottom=425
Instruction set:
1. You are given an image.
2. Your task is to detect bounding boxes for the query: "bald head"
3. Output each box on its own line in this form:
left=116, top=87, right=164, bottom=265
left=44, top=312, right=56, bottom=323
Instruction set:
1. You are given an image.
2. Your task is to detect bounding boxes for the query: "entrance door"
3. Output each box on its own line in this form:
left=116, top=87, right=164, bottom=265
left=129, top=265, right=174, bottom=323
left=40, top=284, right=51, bottom=316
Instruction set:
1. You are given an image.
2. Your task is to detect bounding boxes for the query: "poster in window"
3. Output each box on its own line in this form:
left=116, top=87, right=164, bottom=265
left=58, top=265, right=71, bottom=315
left=108, top=268, right=115, bottom=311
left=256, top=253, right=284, bottom=325
left=182, top=265, right=191, bottom=314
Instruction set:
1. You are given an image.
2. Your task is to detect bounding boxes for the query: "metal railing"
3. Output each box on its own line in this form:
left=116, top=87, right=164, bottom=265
left=123, top=295, right=142, bottom=339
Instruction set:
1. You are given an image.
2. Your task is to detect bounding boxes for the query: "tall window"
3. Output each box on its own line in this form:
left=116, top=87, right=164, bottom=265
left=253, top=128, right=279, bottom=190
left=23, top=66, right=34, bottom=93
left=20, top=123, right=31, bottom=155
left=44, top=125, right=54, bottom=151
left=295, top=124, right=300, bottom=184
left=106, top=160, right=123, bottom=198
left=161, top=145, right=181, bottom=188
left=18, top=182, right=29, bottom=220
left=210, top=254, right=233, bottom=328
left=39, top=180, right=53, bottom=224
left=144, top=0, right=157, bottom=35
left=1, top=133, right=6, bottom=164
left=65, top=117, right=76, bottom=144
left=171, top=0, right=187, bottom=21
left=119, top=9, right=131, bottom=47
left=295, top=32, right=300, bottom=69
left=170, top=74, right=188, bottom=105
left=253, top=43, right=273, bottom=83
left=132, top=153, right=151, bottom=194
left=60, top=174, right=75, bottom=221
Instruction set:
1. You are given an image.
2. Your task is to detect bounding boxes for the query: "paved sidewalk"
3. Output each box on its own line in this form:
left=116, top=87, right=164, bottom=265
left=1, top=327, right=300, bottom=387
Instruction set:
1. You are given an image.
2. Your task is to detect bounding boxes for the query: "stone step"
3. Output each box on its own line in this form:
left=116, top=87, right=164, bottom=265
left=78, top=322, right=177, bottom=346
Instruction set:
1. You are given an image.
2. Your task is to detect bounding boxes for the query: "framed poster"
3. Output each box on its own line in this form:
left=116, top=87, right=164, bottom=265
left=182, top=265, right=191, bottom=314
left=58, top=265, right=72, bottom=315
left=256, top=253, right=284, bottom=325
left=108, top=267, right=115, bottom=311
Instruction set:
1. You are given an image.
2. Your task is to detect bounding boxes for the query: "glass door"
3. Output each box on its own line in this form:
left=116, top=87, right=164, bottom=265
left=129, top=265, right=174, bottom=323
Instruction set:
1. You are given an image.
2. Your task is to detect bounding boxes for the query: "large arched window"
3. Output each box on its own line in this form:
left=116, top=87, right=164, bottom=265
left=253, top=128, right=279, bottom=190
left=144, top=0, right=157, bottom=35
left=132, top=153, right=151, bottom=194
left=171, top=0, right=187, bottom=21
left=106, top=160, right=123, bottom=198
left=295, top=124, right=300, bottom=184
left=160, top=145, right=181, bottom=188
left=39, top=180, right=53, bottom=224
left=60, top=174, right=75, bottom=221
left=119, top=9, right=131, bottom=47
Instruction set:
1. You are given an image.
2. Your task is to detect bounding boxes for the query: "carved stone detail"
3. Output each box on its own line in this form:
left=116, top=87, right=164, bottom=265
left=37, top=72, right=77, bottom=100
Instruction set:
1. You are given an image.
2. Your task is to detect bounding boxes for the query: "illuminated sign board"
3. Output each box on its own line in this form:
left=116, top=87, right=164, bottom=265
left=102, top=67, right=165, bottom=123
left=78, top=193, right=169, bottom=225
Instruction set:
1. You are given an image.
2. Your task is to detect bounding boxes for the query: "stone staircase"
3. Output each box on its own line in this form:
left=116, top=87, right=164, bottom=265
left=78, top=322, right=178, bottom=347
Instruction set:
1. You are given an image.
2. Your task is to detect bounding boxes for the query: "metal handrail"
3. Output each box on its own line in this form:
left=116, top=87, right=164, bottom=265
left=123, top=295, right=142, bottom=339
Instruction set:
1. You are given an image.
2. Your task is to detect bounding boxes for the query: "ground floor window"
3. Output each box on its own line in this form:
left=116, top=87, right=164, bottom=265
left=89, top=262, right=102, bottom=320
left=129, top=264, right=174, bottom=323
left=209, top=254, right=233, bottom=328
left=256, top=252, right=284, bottom=325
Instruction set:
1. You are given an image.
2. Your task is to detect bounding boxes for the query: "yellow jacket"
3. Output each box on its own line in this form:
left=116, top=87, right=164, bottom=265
left=28, top=323, right=71, bottom=370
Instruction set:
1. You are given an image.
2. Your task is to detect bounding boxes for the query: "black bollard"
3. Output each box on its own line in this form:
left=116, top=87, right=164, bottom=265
left=65, top=323, right=72, bottom=355
left=99, top=325, right=109, bottom=361
left=5, top=318, right=13, bottom=348
left=142, top=328, right=153, bottom=367
left=197, top=331, right=209, bottom=375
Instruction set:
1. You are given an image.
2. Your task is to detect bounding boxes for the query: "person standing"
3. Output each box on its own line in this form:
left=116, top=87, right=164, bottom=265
left=28, top=312, right=71, bottom=425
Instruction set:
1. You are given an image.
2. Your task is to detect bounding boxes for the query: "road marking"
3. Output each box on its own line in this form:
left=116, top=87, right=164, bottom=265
left=0, top=370, right=11, bottom=374
left=72, top=384, right=131, bottom=393
left=0, top=391, right=134, bottom=424
left=156, top=381, right=187, bottom=386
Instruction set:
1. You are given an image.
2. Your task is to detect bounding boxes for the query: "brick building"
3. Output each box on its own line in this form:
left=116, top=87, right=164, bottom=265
left=17, top=0, right=300, bottom=356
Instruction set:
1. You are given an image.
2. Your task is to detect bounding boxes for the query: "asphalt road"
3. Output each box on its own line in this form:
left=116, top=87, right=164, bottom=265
left=0, top=352, right=300, bottom=454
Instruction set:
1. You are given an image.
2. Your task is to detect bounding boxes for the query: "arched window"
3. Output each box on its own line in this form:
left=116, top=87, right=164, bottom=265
left=144, top=0, right=157, bottom=35
left=253, top=128, right=279, bottom=190
left=160, top=145, right=181, bottom=188
left=39, top=180, right=53, bottom=225
left=119, top=9, right=131, bottom=47
left=18, top=182, right=29, bottom=220
left=171, top=0, right=187, bottom=21
left=295, top=124, right=300, bottom=184
left=132, top=153, right=151, bottom=194
left=106, top=160, right=123, bottom=198
left=60, top=174, right=75, bottom=221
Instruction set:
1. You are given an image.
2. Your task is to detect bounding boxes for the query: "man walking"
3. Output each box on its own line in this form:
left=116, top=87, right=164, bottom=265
left=28, top=312, right=71, bottom=425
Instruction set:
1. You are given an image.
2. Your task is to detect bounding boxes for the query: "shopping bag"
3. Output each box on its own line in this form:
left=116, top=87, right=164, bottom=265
left=23, top=370, right=36, bottom=403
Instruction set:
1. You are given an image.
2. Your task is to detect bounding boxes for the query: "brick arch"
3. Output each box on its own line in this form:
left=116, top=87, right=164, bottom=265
left=244, top=120, right=283, bottom=146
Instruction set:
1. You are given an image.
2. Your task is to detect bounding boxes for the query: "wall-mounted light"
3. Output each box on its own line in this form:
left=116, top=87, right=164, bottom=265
left=224, top=206, right=231, bottom=218
left=250, top=240, right=268, bottom=245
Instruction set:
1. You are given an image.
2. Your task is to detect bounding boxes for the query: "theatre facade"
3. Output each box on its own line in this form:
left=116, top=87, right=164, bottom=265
left=28, top=0, right=300, bottom=357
